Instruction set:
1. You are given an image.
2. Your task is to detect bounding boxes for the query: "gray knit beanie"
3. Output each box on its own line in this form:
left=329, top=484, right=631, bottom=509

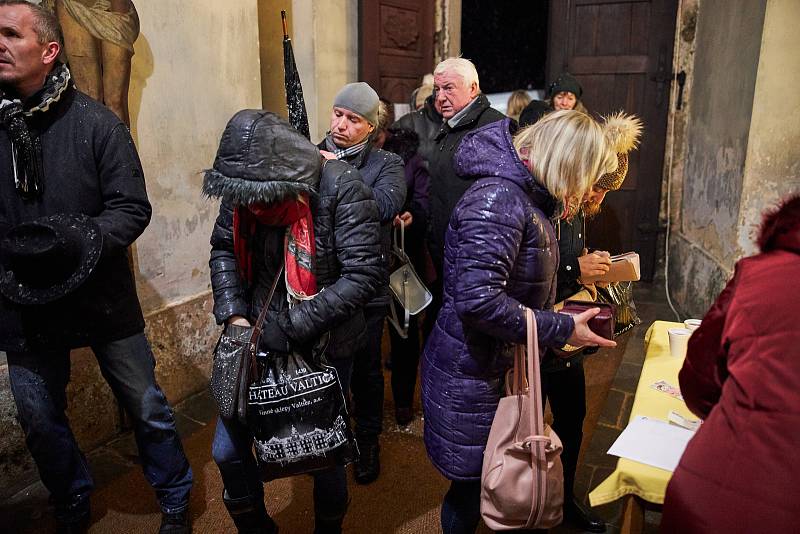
left=333, top=82, right=380, bottom=125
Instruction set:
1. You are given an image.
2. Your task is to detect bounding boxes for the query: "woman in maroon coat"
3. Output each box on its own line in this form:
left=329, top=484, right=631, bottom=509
left=661, top=194, right=800, bottom=533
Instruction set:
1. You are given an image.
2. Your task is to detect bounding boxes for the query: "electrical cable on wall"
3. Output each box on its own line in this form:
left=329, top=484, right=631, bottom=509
left=663, top=0, right=684, bottom=322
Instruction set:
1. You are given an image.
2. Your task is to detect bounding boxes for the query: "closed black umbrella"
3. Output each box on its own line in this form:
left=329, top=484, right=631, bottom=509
left=282, top=10, right=310, bottom=140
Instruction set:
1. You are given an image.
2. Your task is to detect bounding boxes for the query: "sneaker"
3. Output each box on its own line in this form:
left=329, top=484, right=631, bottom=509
left=159, top=510, right=190, bottom=534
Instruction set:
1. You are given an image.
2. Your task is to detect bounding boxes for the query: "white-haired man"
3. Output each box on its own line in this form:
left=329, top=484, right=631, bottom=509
left=425, top=57, right=504, bottom=330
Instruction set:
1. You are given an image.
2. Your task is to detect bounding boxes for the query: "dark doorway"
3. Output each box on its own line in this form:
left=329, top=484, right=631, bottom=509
left=460, top=1, right=549, bottom=92
left=549, top=0, right=679, bottom=281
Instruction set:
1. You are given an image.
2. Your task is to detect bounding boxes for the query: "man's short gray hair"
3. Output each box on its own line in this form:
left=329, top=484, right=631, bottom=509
left=0, top=0, right=63, bottom=48
left=434, top=57, right=480, bottom=92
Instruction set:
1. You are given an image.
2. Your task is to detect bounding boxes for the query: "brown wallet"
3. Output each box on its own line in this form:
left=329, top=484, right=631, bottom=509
left=558, top=300, right=616, bottom=340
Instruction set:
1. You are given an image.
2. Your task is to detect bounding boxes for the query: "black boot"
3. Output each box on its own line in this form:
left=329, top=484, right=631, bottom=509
left=354, top=440, right=380, bottom=484
left=223, top=493, right=278, bottom=534
left=314, top=516, right=344, bottom=534
left=159, top=509, right=190, bottom=534
left=564, top=495, right=606, bottom=533
left=55, top=513, right=90, bottom=534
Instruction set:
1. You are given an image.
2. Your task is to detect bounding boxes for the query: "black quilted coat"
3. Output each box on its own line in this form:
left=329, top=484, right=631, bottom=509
left=206, top=111, right=382, bottom=360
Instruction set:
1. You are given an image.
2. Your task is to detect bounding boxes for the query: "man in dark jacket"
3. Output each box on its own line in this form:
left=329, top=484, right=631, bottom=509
left=318, top=82, right=406, bottom=484
left=544, top=112, right=642, bottom=533
left=205, top=110, right=383, bottom=534
left=391, top=92, right=442, bottom=168
left=426, top=57, right=504, bottom=331
left=0, top=2, right=192, bottom=532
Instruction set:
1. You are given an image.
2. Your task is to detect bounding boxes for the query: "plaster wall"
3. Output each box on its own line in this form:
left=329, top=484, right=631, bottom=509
left=291, top=0, right=359, bottom=142
left=0, top=1, right=262, bottom=498
left=736, top=0, right=800, bottom=256
left=666, top=0, right=767, bottom=318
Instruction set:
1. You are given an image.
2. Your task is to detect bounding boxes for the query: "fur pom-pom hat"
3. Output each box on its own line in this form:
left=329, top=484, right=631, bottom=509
left=596, top=112, right=643, bottom=191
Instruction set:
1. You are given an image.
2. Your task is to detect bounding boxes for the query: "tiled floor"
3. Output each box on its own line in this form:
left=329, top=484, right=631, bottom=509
left=1, top=281, right=677, bottom=533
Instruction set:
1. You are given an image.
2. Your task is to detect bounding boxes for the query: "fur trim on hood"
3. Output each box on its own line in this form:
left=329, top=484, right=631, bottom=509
left=203, top=110, right=321, bottom=206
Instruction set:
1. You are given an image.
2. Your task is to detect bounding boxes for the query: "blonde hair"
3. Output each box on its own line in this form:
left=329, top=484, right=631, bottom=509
left=513, top=110, right=617, bottom=209
left=434, top=57, right=480, bottom=92
left=506, top=90, right=531, bottom=121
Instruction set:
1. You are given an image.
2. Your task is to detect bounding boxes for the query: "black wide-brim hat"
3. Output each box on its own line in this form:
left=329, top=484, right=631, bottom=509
left=0, top=213, right=102, bottom=305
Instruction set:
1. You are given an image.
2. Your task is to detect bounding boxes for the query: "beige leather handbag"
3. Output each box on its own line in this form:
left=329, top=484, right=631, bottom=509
left=480, top=308, right=565, bottom=530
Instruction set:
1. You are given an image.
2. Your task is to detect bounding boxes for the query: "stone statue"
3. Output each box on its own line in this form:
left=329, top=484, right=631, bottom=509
left=43, top=0, right=139, bottom=126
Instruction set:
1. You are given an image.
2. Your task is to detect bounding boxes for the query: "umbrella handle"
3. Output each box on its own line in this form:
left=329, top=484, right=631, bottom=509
left=281, top=10, right=289, bottom=39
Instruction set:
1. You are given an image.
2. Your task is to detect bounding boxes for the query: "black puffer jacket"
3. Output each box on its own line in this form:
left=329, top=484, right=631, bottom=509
left=207, top=111, right=382, bottom=360
left=324, top=142, right=405, bottom=309
left=391, top=95, right=443, bottom=167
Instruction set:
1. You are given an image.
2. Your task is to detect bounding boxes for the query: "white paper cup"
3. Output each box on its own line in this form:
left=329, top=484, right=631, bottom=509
left=668, top=328, right=692, bottom=358
left=684, top=319, right=702, bottom=332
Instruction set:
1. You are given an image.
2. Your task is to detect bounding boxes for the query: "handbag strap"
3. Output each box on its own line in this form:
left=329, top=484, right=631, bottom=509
left=248, top=261, right=286, bottom=352
left=524, top=308, right=548, bottom=526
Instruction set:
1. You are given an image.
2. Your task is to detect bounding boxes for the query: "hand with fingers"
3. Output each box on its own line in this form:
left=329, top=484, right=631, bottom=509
left=565, top=307, right=617, bottom=349
left=577, top=248, right=612, bottom=280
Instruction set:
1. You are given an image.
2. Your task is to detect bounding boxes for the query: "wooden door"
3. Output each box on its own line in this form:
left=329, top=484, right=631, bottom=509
left=548, top=0, right=678, bottom=281
left=359, top=0, right=435, bottom=104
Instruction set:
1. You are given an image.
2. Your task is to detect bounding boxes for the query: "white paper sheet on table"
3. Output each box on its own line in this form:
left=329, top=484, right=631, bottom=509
left=607, top=415, right=695, bottom=472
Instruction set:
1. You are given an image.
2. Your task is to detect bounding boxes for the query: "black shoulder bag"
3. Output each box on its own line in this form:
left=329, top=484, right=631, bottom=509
left=210, top=263, right=284, bottom=424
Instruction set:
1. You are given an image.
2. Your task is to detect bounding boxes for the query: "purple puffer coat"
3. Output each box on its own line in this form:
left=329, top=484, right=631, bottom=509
left=421, top=118, right=575, bottom=481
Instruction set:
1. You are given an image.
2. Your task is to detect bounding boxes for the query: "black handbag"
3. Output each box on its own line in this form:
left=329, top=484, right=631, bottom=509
left=209, top=263, right=284, bottom=423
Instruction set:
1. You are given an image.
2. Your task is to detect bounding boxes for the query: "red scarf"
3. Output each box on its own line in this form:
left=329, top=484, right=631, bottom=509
left=233, top=194, right=317, bottom=298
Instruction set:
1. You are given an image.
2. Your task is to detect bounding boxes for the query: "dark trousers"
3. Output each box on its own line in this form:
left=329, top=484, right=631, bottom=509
left=441, top=480, right=546, bottom=534
left=541, top=359, right=587, bottom=495
left=350, top=307, right=387, bottom=443
left=211, top=357, right=354, bottom=523
left=388, top=308, right=420, bottom=411
left=7, top=332, right=193, bottom=521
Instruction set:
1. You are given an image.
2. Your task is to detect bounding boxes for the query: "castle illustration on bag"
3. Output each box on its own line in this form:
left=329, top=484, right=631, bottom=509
left=254, top=415, right=348, bottom=464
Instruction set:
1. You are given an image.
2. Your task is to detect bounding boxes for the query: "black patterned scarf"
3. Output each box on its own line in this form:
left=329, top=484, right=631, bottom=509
left=0, top=63, right=71, bottom=199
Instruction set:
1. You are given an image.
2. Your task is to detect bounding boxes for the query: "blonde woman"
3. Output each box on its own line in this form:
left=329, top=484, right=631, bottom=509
left=505, top=89, right=531, bottom=122
left=421, top=110, right=617, bottom=534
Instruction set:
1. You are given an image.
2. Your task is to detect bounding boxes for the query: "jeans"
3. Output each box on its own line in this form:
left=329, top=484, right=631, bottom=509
left=441, top=480, right=549, bottom=534
left=350, top=307, right=386, bottom=443
left=7, top=332, right=193, bottom=521
left=212, top=357, right=354, bottom=523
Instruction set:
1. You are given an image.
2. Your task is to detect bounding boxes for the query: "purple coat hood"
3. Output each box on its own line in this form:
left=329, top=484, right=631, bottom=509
left=421, top=118, right=574, bottom=481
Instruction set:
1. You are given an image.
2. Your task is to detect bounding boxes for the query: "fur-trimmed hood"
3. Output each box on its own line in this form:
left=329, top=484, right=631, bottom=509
left=203, top=110, right=321, bottom=206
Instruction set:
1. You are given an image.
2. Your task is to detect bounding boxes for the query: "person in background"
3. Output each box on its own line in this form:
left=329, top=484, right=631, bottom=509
left=392, top=77, right=441, bottom=168
left=409, top=73, right=434, bottom=111
left=661, top=194, right=800, bottom=533
left=544, top=112, right=642, bottom=533
left=518, top=99, right=552, bottom=128
left=381, top=126, right=430, bottom=426
left=425, top=57, right=505, bottom=335
left=505, top=89, right=531, bottom=122
left=547, top=72, right=588, bottom=113
left=421, top=110, right=618, bottom=534
left=205, top=111, right=383, bottom=534
left=319, top=82, right=406, bottom=485
left=0, top=2, right=192, bottom=532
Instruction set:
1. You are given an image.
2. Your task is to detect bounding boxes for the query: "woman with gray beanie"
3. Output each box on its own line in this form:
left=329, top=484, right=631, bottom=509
left=318, top=81, right=406, bottom=485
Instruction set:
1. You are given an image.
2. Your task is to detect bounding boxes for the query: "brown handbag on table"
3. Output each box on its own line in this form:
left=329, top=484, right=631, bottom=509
left=480, top=308, right=565, bottom=530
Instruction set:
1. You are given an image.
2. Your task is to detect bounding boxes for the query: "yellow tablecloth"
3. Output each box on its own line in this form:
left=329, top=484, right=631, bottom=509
left=588, top=321, right=694, bottom=507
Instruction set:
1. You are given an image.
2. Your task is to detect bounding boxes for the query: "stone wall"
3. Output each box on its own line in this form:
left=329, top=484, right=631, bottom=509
left=666, top=0, right=800, bottom=318
left=0, top=0, right=263, bottom=498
